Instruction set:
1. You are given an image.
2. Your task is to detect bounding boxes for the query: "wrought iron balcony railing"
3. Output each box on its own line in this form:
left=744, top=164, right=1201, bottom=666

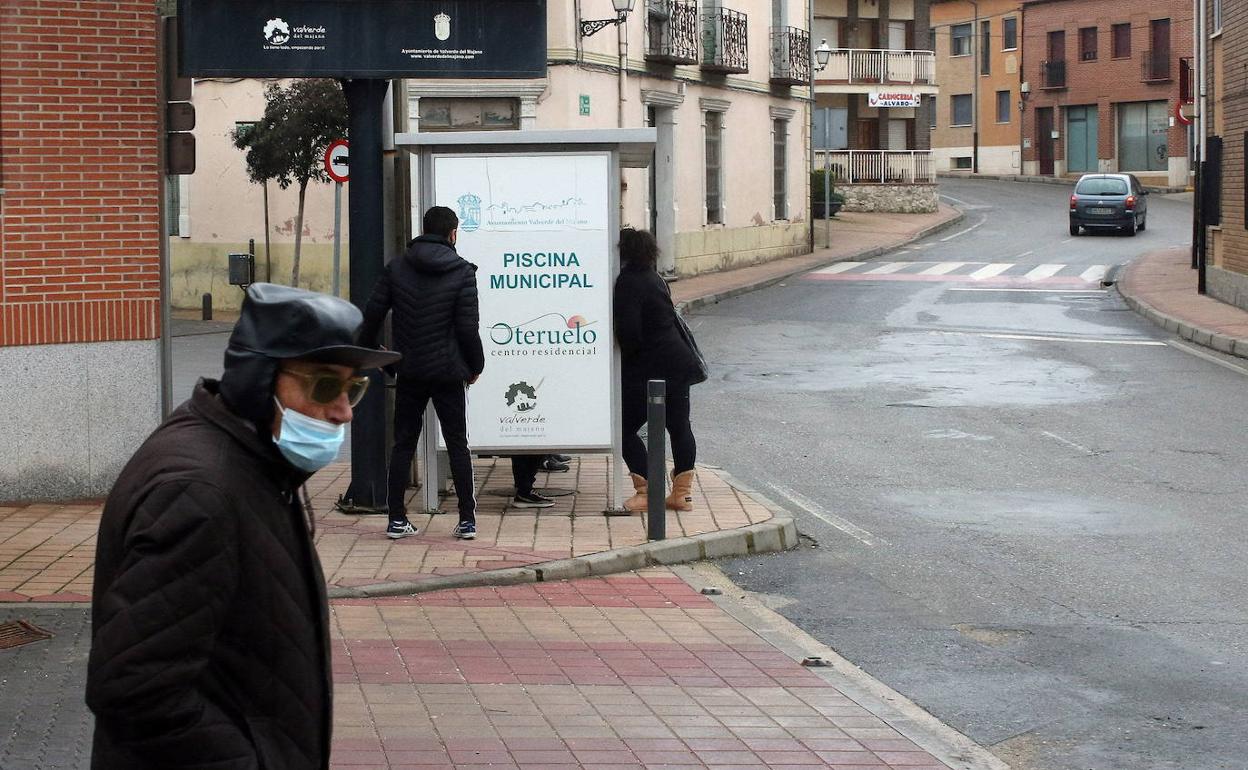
left=701, top=6, right=748, bottom=73
left=816, top=49, right=935, bottom=85
left=770, top=26, right=810, bottom=85
left=645, top=0, right=699, bottom=65
left=1180, top=56, right=1194, bottom=101
left=1040, top=59, right=1067, bottom=89
left=1142, top=49, right=1171, bottom=81
left=813, top=150, right=934, bottom=185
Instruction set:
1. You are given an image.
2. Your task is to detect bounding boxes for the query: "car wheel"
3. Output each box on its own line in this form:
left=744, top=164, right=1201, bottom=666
left=1139, top=215, right=1147, bottom=232
left=1126, top=217, right=1138, bottom=236
left=1069, top=223, right=1080, bottom=236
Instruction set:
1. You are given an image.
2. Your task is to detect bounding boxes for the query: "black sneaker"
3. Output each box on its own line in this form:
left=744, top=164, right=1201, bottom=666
left=452, top=520, right=477, bottom=540
left=386, top=520, right=418, bottom=539
left=512, top=492, right=555, bottom=509
left=552, top=454, right=572, bottom=462
left=539, top=457, right=570, bottom=473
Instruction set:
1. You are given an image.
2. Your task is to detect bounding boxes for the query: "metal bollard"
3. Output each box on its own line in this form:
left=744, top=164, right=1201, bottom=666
left=201, top=293, right=212, bottom=321
left=646, top=379, right=666, bottom=541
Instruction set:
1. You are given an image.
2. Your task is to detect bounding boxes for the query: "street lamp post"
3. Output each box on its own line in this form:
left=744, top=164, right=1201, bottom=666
left=579, top=0, right=637, bottom=128
left=813, top=39, right=833, bottom=249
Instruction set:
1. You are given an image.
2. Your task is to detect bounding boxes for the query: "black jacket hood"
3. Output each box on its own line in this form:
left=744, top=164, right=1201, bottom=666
left=404, top=234, right=476, bottom=274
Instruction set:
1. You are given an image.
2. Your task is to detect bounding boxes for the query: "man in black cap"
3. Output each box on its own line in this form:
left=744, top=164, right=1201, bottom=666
left=360, top=205, right=486, bottom=539
left=86, top=284, right=398, bottom=770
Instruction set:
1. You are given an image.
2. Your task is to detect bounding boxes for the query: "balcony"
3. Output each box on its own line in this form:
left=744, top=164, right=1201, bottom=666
left=817, top=49, right=935, bottom=85
left=701, top=6, right=748, bottom=73
left=770, top=26, right=810, bottom=85
left=1180, top=56, right=1194, bottom=102
left=1040, top=59, right=1066, bottom=89
left=814, top=150, right=934, bottom=185
left=1142, top=49, right=1171, bottom=82
left=645, top=0, right=699, bottom=65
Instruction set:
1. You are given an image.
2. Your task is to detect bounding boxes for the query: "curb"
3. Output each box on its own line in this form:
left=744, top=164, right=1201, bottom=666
left=1117, top=282, right=1248, bottom=360
left=675, top=206, right=966, bottom=315
left=937, top=172, right=1188, bottom=195
left=327, top=471, right=800, bottom=599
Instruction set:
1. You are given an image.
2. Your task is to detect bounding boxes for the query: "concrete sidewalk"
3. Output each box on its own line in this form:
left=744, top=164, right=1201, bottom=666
left=1118, top=246, right=1248, bottom=358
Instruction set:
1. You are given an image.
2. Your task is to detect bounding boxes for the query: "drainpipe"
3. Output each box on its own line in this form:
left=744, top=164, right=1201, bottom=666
left=808, top=0, right=816, bottom=253
left=971, top=0, right=980, bottom=174
left=618, top=10, right=627, bottom=128
left=1196, top=0, right=1207, bottom=293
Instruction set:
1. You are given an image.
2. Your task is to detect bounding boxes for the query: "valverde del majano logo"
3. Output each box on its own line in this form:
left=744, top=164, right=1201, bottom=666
left=504, top=381, right=539, bottom=413
left=489, top=313, right=598, bottom=357
left=263, top=18, right=291, bottom=45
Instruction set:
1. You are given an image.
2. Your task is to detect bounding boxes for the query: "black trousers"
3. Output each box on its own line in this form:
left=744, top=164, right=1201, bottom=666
left=509, top=455, right=541, bottom=497
left=621, top=378, right=695, bottom=478
left=388, top=378, right=476, bottom=522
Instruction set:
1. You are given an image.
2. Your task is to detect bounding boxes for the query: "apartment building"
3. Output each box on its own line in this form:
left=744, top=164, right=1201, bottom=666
left=930, top=0, right=1024, bottom=175
left=1199, top=0, right=1248, bottom=309
left=171, top=0, right=814, bottom=307
left=1019, top=0, right=1193, bottom=187
left=810, top=0, right=938, bottom=212
left=1, top=1, right=163, bottom=499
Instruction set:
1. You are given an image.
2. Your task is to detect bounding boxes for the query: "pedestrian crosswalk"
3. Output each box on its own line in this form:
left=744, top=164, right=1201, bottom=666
left=805, top=261, right=1115, bottom=286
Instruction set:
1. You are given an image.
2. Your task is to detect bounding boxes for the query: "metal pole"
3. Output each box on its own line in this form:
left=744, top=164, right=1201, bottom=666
left=156, top=15, right=173, bottom=418
left=341, top=78, right=392, bottom=511
left=823, top=111, right=831, bottom=249
left=263, top=181, right=272, bottom=282
left=646, top=379, right=666, bottom=541
left=808, top=1, right=816, bottom=254
left=332, top=181, right=343, bottom=297
left=618, top=10, right=627, bottom=129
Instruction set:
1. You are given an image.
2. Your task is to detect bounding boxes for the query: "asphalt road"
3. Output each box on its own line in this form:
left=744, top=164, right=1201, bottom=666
left=698, top=179, right=1248, bottom=770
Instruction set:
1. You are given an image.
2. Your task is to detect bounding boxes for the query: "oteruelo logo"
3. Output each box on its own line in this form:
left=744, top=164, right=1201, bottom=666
left=263, top=18, right=290, bottom=45
left=505, top=381, right=539, bottom=413
left=489, top=313, right=599, bottom=350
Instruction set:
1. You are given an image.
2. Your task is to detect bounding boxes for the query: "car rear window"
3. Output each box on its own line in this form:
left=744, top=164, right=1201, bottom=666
left=1076, top=177, right=1129, bottom=195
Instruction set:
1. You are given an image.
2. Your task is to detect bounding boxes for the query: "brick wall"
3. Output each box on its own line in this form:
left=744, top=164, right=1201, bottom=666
left=0, top=0, right=161, bottom=347
left=1019, top=0, right=1193, bottom=174
left=1208, top=0, right=1247, bottom=277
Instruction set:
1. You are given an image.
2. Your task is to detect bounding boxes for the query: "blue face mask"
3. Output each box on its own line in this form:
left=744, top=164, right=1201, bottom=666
left=273, top=397, right=345, bottom=472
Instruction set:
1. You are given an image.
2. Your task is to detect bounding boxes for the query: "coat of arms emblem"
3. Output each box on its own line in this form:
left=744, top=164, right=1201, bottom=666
left=434, top=12, right=451, bottom=41
left=457, top=193, right=481, bottom=232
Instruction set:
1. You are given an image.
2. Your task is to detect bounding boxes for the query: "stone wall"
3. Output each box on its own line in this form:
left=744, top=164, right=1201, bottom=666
left=674, top=222, right=809, bottom=277
left=840, top=184, right=940, bottom=214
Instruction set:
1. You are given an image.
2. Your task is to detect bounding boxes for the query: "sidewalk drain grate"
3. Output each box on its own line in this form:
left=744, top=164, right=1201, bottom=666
left=0, top=620, right=54, bottom=650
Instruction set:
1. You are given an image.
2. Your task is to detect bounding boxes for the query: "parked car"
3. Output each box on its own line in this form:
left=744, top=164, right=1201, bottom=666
left=1069, top=173, right=1149, bottom=236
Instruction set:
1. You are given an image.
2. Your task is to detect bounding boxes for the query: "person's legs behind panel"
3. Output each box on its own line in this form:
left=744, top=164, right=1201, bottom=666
left=510, top=454, right=553, bottom=509
left=620, top=378, right=650, bottom=513
left=664, top=380, right=697, bottom=511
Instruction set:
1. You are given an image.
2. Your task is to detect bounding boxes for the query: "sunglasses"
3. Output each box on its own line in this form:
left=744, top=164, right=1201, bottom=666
left=279, top=369, right=370, bottom=407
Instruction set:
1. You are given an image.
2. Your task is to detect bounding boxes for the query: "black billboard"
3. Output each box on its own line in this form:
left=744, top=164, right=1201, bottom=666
left=178, top=0, right=547, bottom=79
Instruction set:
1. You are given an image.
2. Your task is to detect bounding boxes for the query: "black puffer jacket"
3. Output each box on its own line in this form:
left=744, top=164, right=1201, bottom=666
left=359, top=235, right=485, bottom=383
left=87, top=380, right=331, bottom=770
left=613, top=265, right=701, bottom=385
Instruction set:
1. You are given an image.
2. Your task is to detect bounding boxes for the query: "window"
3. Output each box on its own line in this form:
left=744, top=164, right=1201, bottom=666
left=980, top=20, right=991, bottom=74
left=953, top=156, right=973, bottom=169
left=951, top=94, right=972, bottom=126
left=1075, top=177, right=1128, bottom=195
left=951, top=23, right=972, bottom=56
left=418, top=98, right=519, bottom=130
left=1112, top=23, right=1131, bottom=58
left=772, top=119, right=787, bottom=220
left=1214, top=0, right=1222, bottom=32
left=929, top=95, right=937, bottom=129
left=1079, top=27, right=1097, bottom=61
left=1003, top=17, right=1018, bottom=50
left=705, top=111, right=723, bottom=224
left=996, top=90, right=1011, bottom=123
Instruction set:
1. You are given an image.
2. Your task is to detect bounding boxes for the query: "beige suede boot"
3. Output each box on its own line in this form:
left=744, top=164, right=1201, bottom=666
left=665, top=470, right=695, bottom=511
left=624, top=473, right=648, bottom=512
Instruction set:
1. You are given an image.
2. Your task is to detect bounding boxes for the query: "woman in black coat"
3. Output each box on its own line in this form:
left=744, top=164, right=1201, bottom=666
left=613, top=228, right=701, bottom=511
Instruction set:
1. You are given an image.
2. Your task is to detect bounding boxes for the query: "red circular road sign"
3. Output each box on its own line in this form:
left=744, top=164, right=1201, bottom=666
left=324, top=139, right=349, bottom=183
left=1175, top=101, right=1192, bottom=127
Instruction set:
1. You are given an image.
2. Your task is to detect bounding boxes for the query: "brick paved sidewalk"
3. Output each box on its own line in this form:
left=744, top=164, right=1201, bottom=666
left=0, top=456, right=772, bottom=601
left=328, top=567, right=954, bottom=770
left=1119, top=246, right=1248, bottom=354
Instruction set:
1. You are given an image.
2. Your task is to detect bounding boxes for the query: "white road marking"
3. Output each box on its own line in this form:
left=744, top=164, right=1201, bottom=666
left=813, top=262, right=864, bottom=274
left=1011, top=250, right=1036, bottom=260
left=935, top=330, right=1165, bottom=345
left=939, top=219, right=986, bottom=242
left=920, top=262, right=967, bottom=275
left=1167, top=341, right=1248, bottom=376
left=1042, top=431, right=1097, bottom=456
left=1024, top=264, right=1065, bottom=281
left=864, top=262, right=910, bottom=275
left=939, top=193, right=972, bottom=207
left=766, top=483, right=885, bottom=547
left=1061, top=238, right=1074, bottom=243
left=968, top=263, right=1014, bottom=280
left=1080, top=265, right=1110, bottom=282
left=947, top=287, right=1107, bottom=294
